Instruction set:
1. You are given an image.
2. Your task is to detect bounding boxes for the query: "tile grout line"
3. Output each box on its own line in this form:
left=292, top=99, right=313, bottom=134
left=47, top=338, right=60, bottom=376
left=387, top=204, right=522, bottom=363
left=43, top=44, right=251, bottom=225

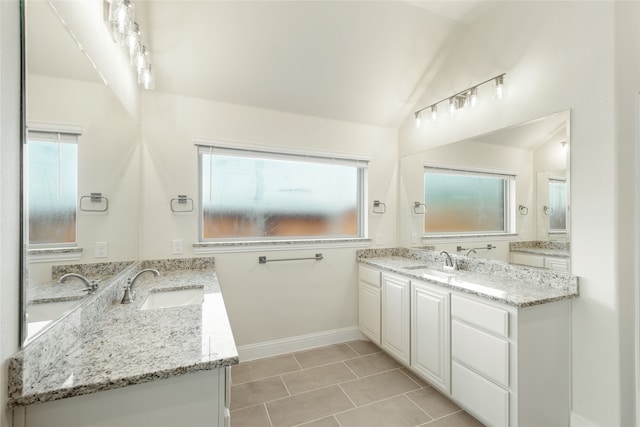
left=397, top=367, right=430, bottom=388
left=417, top=409, right=466, bottom=426
left=402, top=390, right=436, bottom=421
left=337, top=383, right=358, bottom=409
left=263, top=403, right=276, bottom=427
left=279, top=374, right=293, bottom=397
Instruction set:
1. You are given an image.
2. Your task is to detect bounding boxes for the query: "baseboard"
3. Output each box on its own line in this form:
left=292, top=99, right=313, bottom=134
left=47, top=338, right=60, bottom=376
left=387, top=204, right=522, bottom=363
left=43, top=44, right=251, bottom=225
left=570, top=412, right=599, bottom=427
left=237, top=326, right=364, bottom=361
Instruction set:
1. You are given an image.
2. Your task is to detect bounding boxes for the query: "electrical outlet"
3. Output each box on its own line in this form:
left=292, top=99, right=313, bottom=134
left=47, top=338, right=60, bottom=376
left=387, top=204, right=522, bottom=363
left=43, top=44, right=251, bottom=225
left=411, top=233, right=417, bottom=244
left=172, top=239, right=184, bottom=255
left=376, top=234, right=383, bottom=245
left=95, top=241, right=108, bottom=258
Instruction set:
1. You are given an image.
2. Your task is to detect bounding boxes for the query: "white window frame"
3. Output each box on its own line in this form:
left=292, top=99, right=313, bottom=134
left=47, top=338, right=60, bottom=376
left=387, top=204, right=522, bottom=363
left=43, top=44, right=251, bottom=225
left=196, top=142, right=369, bottom=243
left=423, top=165, right=516, bottom=237
left=26, top=126, right=81, bottom=249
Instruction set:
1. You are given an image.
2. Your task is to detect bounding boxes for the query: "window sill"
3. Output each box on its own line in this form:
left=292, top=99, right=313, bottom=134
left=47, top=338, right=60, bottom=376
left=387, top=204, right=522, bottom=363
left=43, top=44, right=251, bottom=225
left=193, top=238, right=372, bottom=254
left=27, top=247, right=83, bottom=263
left=423, top=233, right=518, bottom=242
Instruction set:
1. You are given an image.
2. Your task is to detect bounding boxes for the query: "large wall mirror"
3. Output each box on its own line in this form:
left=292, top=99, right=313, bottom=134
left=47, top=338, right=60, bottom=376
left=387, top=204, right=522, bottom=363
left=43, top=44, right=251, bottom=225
left=22, top=0, right=140, bottom=345
left=399, top=110, right=570, bottom=271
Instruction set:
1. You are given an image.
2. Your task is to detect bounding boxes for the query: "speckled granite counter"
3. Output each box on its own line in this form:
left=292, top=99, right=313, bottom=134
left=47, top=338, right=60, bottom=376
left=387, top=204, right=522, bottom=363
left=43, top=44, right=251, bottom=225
left=8, top=258, right=238, bottom=408
left=358, top=248, right=578, bottom=307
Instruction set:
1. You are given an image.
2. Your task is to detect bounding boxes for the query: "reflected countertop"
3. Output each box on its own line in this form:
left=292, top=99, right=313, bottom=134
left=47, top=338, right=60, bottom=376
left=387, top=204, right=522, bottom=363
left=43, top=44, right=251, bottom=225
left=9, top=264, right=238, bottom=408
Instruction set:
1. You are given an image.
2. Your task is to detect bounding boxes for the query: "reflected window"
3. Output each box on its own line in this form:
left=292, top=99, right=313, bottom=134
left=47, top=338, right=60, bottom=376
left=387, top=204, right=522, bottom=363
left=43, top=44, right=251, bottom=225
left=198, top=146, right=367, bottom=241
left=423, top=167, right=515, bottom=235
left=27, top=131, right=78, bottom=246
left=548, top=178, right=567, bottom=232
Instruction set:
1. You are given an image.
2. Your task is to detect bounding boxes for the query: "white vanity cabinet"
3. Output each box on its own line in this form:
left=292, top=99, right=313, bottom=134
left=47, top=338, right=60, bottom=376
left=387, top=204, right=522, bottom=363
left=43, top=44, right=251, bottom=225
left=381, top=272, right=411, bottom=365
left=450, top=293, right=571, bottom=427
left=358, top=265, right=381, bottom=345
left=14, top=368, right=231, bottom=427
left=410, top=280, right=450, bottom=393
left=357, top=263, right=572, bottom=427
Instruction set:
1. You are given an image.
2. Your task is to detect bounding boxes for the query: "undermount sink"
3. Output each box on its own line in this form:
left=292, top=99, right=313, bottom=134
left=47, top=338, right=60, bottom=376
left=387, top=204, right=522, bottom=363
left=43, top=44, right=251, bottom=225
left=402, top=265, right=431, bottom=270
left=140, top=287, right=204, bottom=310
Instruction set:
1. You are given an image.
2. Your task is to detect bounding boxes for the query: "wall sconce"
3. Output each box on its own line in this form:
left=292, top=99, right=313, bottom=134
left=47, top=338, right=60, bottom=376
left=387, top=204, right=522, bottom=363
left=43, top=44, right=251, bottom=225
left=414, top=73, right=506, bottom=128
left=105, top=0, right=155, bottom=90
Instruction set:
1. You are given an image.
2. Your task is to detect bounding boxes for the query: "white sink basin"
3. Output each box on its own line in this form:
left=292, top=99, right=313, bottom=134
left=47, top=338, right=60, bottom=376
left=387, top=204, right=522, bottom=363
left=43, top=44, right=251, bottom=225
left=140, top=287, right=204, bottom=310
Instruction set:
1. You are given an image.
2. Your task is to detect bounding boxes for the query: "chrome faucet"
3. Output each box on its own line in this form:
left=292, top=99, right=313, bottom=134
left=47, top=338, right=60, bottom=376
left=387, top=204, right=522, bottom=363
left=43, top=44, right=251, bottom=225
left=60, top=273, right=100, bottom=294
left=121, top=269, right=160, bottom=304
left=439, top=250, right=455, bottom=269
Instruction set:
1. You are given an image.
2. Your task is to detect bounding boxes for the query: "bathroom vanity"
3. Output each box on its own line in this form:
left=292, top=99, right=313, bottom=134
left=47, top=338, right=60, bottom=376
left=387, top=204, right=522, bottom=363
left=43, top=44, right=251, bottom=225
left=358, top=248, right=578, bottom=427
left=8, top=258, right=238, bottom=427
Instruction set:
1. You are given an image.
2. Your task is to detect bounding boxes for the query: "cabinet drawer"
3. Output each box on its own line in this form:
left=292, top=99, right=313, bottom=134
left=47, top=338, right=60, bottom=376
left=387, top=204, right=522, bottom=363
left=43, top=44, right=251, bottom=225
left=452, top=362, right=509, bottom=427
left=451, top=295, right=509, bottom=337
left=452, top=320, right=509, bottom=387
left=359, top=265, right=381, bottom=287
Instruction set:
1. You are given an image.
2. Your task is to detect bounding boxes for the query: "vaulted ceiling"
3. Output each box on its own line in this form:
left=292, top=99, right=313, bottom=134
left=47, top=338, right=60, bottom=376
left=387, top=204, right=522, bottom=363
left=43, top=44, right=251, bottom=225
left=29, top=1, right=495, bottom=128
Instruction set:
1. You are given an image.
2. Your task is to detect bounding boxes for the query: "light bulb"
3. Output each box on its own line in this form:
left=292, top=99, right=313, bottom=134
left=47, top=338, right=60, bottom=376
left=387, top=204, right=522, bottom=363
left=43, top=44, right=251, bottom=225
left=136, top=46, right=149, bottom=73
left=140, top=65, right=155, bottom=90
left=449, top=97, right=456, bottom=115
left=430, top=105, right=437, bottom=122
left=469, top=87, right=478, bottom=107
left=495, top=75, right=504, bottom=99
left=415, top=112, right=422, bottom=129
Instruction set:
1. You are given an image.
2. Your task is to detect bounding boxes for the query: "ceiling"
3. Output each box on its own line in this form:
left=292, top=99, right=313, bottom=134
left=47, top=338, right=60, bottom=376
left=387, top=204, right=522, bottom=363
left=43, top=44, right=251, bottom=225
left=28, top=1, right=495, bottom=128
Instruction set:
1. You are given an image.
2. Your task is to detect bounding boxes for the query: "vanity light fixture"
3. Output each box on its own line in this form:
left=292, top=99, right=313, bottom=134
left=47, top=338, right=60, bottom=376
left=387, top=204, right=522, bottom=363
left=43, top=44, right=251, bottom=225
left=414, top=73, right=506, bottom=128
left=105, top=0, right=155, bottom=90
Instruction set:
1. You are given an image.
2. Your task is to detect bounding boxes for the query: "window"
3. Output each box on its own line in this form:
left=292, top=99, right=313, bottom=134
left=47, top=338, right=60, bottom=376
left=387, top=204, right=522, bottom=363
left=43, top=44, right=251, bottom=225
left=548, top=178, right=567, bottom=232
left=27, top=130, right=78, bottom=246
left=423, top=167, right=514, bottom=235
left=198, top=146, right=367, bottom=241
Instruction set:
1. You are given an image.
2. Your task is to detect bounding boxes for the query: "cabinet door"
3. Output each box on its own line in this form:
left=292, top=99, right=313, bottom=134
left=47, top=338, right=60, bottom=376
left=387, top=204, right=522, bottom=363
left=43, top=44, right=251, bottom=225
left=359, top=282, right=381, bottom=345
left=411, top=281, right=450, bottom=392
left=381, top=273, right=410, bottom=364
left=544, top=256, right=569, bottom=272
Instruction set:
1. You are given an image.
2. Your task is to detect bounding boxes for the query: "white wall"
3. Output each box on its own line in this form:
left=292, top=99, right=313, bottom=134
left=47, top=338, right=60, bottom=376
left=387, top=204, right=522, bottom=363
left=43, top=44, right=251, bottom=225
left=399, top=2, right=633, bottom=425
left=140, top=91, right=397, bottom=347
left=0, top=1, right=22, bottom=426
left=27, top=75, right=140, bottom=273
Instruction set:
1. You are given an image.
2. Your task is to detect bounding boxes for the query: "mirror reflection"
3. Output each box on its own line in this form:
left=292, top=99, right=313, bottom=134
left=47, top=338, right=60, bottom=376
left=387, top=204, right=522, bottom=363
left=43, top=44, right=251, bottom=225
left=23, top=1, right=140, bottom=344
left=400, top=110, right=570, bottom=271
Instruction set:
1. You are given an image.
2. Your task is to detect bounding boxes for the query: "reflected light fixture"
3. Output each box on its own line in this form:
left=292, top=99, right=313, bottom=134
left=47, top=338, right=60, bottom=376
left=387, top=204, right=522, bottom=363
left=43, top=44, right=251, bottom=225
left=105, top=0, right=155, bottom=90
left=414, top=73, right=505, bottom=128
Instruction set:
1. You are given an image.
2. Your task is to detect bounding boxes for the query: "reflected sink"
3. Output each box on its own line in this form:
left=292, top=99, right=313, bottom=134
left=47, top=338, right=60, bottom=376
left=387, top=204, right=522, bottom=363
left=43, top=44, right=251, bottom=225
left=140, top=287, right=204, bottom=310
left=27, top=300, right=78, bottom=323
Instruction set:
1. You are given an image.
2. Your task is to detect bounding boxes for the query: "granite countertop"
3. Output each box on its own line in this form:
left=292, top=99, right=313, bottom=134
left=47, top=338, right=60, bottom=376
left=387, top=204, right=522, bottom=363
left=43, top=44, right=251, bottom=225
left=9, top=266, right=238, bottom=408
left=509, top=247, right=570, bottom=258
left=360, top=256, right=578, bottom=307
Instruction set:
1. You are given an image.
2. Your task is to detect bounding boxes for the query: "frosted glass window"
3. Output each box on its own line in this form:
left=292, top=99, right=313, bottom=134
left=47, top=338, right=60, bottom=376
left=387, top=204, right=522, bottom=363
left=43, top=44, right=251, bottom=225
left=548, top=179, right=567, bottom=231
left=423, top=168, right=513, bottom=235
left=199, top=147, right=366, bottom=241
left=27, top=131, right=78, bottom=245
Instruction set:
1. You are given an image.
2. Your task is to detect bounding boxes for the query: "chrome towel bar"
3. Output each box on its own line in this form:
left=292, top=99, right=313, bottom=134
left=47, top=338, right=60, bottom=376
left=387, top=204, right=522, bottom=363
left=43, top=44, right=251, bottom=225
left=259, top=253, right=323, bottom=264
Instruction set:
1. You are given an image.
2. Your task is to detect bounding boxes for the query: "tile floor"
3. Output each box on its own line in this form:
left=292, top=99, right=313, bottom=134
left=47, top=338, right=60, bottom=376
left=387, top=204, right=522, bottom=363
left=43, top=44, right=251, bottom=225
left=230, top=341, right=485, bottom=427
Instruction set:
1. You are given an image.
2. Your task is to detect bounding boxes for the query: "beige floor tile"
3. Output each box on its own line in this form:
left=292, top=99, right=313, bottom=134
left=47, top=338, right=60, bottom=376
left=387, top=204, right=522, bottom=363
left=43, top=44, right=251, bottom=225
left=266, top=385, right=354, bottom=427
left=347, top=340, right=382, bottom=356
left=336, top=395, right=432, bottom=427
left=406, top=387, right=461, bottom=419
left=230, top=404, right=271, bottom=427
left=232, top=354, right=301, bottom=385
left=419, top=411, right=485, bottom=427
left=298, top=416, right=341, bottom=427
left=231, top=376, right=289, bottom=410
left=399, top=367, right=429, bottom=387
left=344, top=352, right=401, bottom=377
left=294, top=344, right=359, bottom=368
left=340, top=369, right=421, bottom=406
left=282, top=362, right=356, bottom=395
